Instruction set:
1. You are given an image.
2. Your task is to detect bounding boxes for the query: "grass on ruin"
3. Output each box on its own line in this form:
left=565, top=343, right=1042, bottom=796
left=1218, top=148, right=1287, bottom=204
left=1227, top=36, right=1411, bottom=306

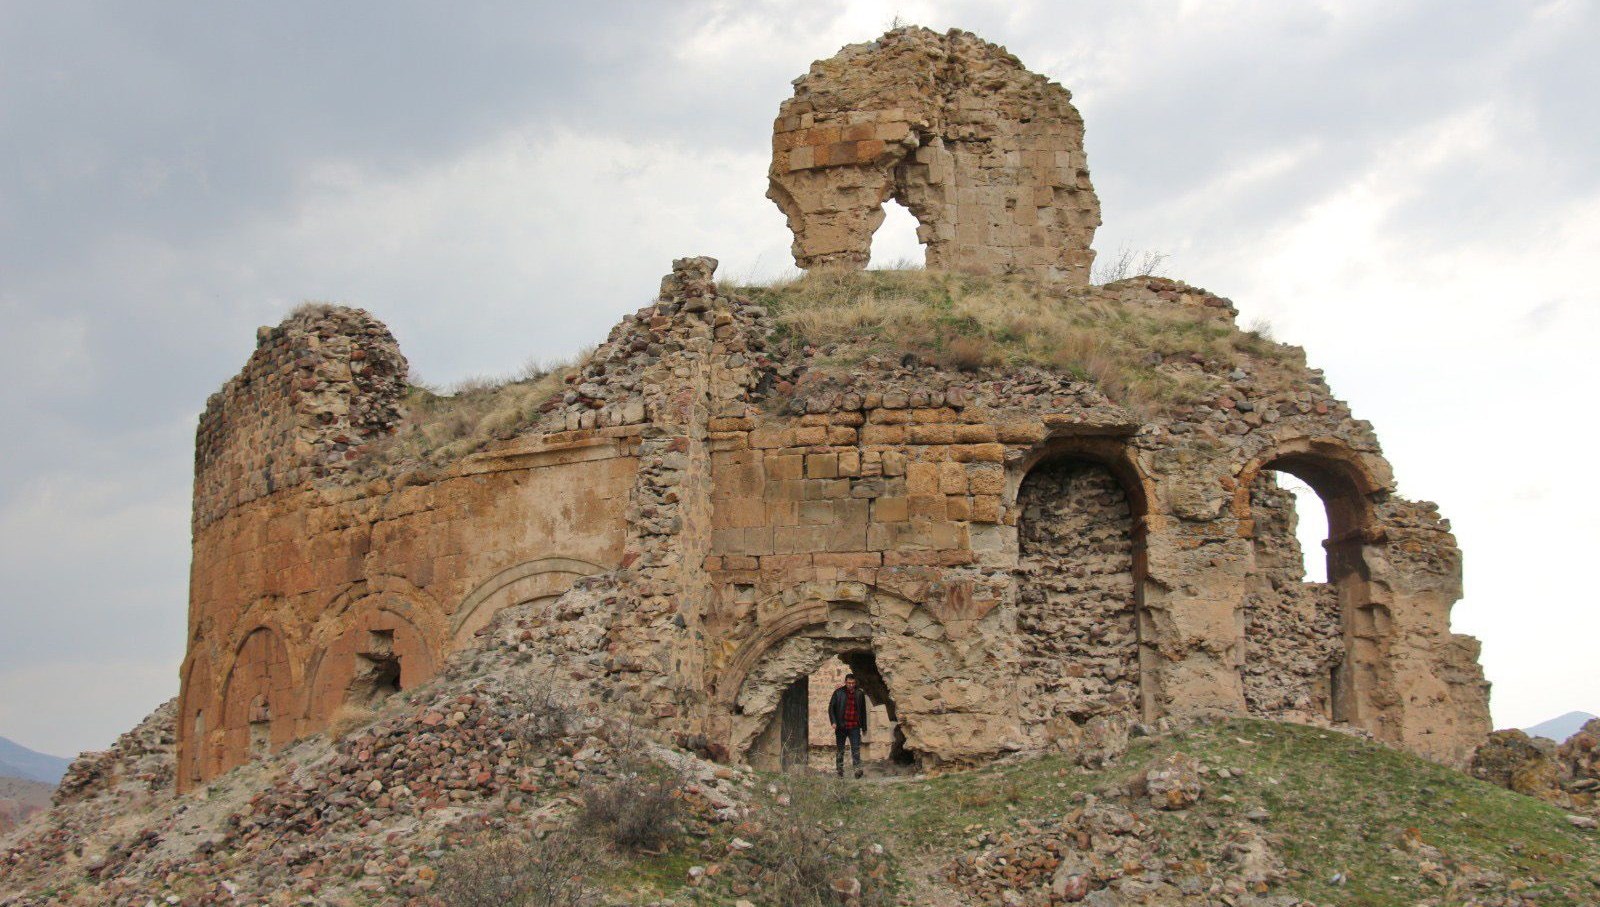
left=347, top=357, right=582, bottom=478
left=797, top=718, right=1600, bottom=906
left=738, top=267, right=1291, bottom=417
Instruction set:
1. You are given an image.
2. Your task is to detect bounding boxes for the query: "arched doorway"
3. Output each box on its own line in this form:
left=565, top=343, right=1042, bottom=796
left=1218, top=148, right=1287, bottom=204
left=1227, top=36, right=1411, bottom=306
left=1238, top=442, right=1383, bottom=728
left=722, top=585, right=965, bottom=772
left=1015, top=453, right=1143, bottom=740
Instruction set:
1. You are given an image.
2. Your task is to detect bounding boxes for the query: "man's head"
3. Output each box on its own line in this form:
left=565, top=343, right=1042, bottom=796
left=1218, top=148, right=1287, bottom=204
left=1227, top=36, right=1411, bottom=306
left=844, top=674, right=857, bottom=689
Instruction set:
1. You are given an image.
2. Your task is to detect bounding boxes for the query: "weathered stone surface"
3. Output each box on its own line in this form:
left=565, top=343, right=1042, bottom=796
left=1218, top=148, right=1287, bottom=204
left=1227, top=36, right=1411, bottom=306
left=1144, top=752, right=1205, bottom=810
left=768, top=27, right=1101, bottom=282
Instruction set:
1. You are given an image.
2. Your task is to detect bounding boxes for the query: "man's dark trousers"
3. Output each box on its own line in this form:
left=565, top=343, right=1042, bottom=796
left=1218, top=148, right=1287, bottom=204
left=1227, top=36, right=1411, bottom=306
left=835, top=726, right=862, bottom=775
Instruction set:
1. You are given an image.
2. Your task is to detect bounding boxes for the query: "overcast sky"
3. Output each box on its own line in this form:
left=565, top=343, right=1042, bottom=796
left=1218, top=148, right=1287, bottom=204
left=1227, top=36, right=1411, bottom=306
left=2, top=0, right=1595, bottom=757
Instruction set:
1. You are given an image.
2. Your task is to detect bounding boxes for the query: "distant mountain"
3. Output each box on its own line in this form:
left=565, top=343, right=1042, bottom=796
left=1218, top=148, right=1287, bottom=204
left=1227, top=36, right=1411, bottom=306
left=1525, top=711, right=1598, bottom=742
left=0, top=735, right=72, bottom=784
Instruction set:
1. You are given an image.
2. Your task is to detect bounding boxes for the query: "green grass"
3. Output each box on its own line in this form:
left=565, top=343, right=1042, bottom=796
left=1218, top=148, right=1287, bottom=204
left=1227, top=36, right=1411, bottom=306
left=750, top=719, right=1599, bottom=906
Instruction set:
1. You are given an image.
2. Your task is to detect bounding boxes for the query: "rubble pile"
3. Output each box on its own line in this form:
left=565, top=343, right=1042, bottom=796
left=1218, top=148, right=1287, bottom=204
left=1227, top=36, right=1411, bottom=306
left=944, top=792, right=1294, bottom=906
left=1471, top=718, right=1600, bottom=816
left=1, top=600, right=759, bottom=907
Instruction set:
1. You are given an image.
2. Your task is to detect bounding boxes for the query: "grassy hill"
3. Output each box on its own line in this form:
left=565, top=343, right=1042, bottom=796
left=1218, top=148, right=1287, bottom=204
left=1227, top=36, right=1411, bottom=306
left=610, top=719, right=1600, bottom=906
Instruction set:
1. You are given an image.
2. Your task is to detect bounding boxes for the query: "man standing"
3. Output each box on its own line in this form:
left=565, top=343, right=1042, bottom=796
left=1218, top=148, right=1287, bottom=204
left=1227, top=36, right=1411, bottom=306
left=828, top=673, right=869, bottom=778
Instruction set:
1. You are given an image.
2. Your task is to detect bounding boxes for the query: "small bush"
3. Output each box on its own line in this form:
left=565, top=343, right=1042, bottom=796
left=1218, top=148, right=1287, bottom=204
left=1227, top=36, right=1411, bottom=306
left=730, top=777, right=895, bottom=907
left=1092, top=245, right=1168, bottom=284
left=432, top=832, right=597, bottom=907
left=577, top=767, right=685, bottom=852
left=506, top=685, right=578, bottom=746
left=325, top=703, right=375, bottom=739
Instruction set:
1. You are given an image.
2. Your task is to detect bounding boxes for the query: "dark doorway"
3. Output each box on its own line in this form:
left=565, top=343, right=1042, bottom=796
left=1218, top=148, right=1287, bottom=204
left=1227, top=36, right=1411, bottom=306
left=348, top=629, right=403, bottom=707
left=779, top=676, right=809, bottom=772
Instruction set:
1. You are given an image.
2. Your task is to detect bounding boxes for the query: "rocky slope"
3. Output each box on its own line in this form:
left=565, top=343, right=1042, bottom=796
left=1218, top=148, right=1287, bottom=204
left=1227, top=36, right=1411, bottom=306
left=4, top=585, right=1596, bottom=906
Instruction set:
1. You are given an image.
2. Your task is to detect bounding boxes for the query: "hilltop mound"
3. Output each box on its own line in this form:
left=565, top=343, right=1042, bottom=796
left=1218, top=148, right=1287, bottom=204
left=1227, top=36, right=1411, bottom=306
left=3, top=588, right=1593, bottom=905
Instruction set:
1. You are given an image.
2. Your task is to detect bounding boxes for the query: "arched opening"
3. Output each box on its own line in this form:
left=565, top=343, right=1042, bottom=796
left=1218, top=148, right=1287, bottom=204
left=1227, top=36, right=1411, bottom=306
left=790, top=653, right=909, bottom=775
left=867, top=198, right=925, bottom=269
left=220, top=625, right=294, bottom=772
left=1242, top=450, right=1377, bottom=725
left=727, top=586, right=970, bottom=771
left=1016, top=454, right=1143, bottom=739
left=346, top=629, right=403, bottom=707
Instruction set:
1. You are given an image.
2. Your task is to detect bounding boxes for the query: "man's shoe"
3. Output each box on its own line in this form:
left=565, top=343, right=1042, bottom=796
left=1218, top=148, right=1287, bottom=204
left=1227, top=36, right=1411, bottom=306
left=854, top=768, right=864, bottom=779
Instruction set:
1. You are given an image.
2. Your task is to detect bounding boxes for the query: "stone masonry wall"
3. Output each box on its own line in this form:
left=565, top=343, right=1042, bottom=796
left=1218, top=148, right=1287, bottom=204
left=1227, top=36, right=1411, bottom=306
left=194, top=306, right=406, bottom=530
left=768, top=27, right=1100, bottom=281
left=1016, top=459, right=1140, bottom=736
left=180, top=260, right=1492, bottom=785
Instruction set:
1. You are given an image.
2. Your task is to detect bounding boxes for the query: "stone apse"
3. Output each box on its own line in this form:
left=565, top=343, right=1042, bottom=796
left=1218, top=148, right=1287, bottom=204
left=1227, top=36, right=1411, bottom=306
left=176, top=28, right=1489, bottom=790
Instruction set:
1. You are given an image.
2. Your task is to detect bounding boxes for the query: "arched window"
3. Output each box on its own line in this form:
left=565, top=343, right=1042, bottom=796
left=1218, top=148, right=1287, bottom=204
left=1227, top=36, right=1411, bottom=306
left=1242, top=449, right=1374, bottom=724
left=868, top=199, right=925, bottom=269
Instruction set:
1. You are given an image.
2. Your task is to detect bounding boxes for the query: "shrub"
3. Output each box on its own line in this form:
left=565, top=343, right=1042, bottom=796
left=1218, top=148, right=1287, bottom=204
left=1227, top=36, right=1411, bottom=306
left=576, top=765, right=685, bottom=852
left=432, top=832, right=597, bottom=907
left=730, top=777, right=895, bottom=907
left=505, top=685, right=578, bottom=746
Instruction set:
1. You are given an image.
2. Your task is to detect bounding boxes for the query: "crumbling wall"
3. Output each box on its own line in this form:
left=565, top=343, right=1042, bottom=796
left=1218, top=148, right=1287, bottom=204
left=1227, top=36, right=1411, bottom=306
left=768, top=27, right=1100, bottom=281
left=1242, top=473, right=1342, bottom=721
left=180, top=253, right=1494, bottom=782
left=193, top=306, right=406, bottom=530
left=1015, top=459, right=1140, bottom=736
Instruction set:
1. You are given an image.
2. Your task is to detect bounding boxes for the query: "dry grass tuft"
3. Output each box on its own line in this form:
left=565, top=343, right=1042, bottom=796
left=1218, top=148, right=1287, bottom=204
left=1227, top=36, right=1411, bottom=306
left=349, top=352, right=586, bottom=477
left=433, top=832, right=598, bottom=907
left=325, top=703, right=376, bottom=740
left=741, top=269, right=1287, bottom=415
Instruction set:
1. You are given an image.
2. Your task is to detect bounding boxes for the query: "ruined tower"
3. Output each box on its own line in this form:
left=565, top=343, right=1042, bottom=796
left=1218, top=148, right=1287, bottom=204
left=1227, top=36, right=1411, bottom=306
left=768, top=28, right=1101, bottom=282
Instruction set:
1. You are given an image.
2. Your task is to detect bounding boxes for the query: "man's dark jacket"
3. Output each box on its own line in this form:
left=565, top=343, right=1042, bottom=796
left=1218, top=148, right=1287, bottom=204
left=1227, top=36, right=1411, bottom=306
left=828, top=686, right=869, bottom=732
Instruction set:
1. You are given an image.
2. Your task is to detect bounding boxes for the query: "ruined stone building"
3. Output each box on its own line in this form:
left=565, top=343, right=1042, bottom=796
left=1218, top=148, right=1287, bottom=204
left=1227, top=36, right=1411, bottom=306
left=175, top=27, right=1490, bottom=791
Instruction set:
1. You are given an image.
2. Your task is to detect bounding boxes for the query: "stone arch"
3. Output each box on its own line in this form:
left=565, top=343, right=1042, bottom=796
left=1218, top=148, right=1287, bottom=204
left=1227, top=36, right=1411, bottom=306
left=1010, top=433, right=1151, bottom=740
left=717, top=581, right=995, bottom=768
left=217, top=625, right=297, bottom=773
left=1233, top=438, right=1393, bottom=730
left=1233, top=437, right=1388, bottom=545
left=767, top=27, right=1100, bottom=281
left=301, top=585, right=445, bottom=729
left=450, top=556, right=604, bottom=644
